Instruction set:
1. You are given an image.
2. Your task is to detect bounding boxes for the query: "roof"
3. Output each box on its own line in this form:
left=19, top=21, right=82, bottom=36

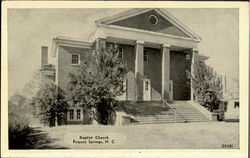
left=95, top=8, right=201, bottom=42
left=51, top=36, right=93, bottom=57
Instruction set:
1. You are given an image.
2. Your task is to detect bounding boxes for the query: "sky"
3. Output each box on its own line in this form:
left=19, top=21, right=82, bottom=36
left=7, top=8, right=239, bottom=97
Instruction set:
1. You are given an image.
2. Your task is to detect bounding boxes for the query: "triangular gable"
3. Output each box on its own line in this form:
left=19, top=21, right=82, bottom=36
left=96, top=9, right=201, bottom=41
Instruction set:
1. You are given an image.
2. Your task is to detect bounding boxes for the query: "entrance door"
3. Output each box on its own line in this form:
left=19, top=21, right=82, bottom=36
left=143, top=79, right=151, bottom=101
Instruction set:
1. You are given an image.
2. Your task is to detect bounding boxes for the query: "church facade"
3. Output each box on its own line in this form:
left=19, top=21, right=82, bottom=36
left=41, top=8, right=208, bottom=123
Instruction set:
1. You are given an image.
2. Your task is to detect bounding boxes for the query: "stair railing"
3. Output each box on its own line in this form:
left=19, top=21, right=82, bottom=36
left=162, top=99, right=177, bottom=123
left=162, top=98, right=188, bottom=123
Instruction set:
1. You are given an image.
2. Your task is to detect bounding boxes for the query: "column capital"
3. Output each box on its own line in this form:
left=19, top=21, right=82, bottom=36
left=161, top=44, right=171, bottom=48
left=96, top=37, right=106, bottom=51
left=97, top=33, right=106, bottom=39
left=97, top=37, right=106, bottom=40
left=192, top=48, right=199, bottom=52
left=135, top=40, right=144, bottom=45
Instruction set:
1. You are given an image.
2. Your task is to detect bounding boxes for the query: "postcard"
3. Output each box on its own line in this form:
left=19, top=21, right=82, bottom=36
left=1, top=1, right=249, bottom=158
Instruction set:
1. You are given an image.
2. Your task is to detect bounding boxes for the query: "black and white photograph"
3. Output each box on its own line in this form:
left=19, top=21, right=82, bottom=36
left=1, top=2, right=249, bottom=158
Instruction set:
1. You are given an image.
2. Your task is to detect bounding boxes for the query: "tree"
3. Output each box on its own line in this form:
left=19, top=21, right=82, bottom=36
left=32, top=83, right=68, bottom=127
left=187, top=61, right=222, bottom=112
left=9, top=94, right=28, bottom=111
left=21, top=70, right=47, bottom=99
left=67, top=45, right=128, bottom=125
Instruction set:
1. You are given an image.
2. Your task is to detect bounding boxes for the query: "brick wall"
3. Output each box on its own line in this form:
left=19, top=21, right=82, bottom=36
left=170, top=50, right=192, bottom=100
left=144, top=47, right=162, bottom=100
left=57, top=46, right=91, bottom=90
left=123, top=44, right=136, bottom=100
left=111, top=10, right=189, bottom=38
left=57, top=44, right=192, bottom=103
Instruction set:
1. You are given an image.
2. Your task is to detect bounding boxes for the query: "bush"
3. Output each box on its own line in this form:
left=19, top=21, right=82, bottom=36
left=203, top=90, right=220, bottom=112
left=8, top=94, right=32, bottom=149
left=9, top=113, right=30, bottom=149
left=32, top=83, right=68, bottom=127
left=187, top=61, right=222, bottom=112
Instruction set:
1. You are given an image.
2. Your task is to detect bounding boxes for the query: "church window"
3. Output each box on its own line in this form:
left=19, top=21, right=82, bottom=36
left=149, top=15, right=159, bottom=25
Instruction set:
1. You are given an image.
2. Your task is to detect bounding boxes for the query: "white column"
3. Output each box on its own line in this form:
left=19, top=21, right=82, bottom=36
left=191, top=48, right=199, bottom=101
left=161, top=44, right=171, bottom=100
left=96, top=37, right=106, bottom=52
left=135, top=40, right=144, bottom=101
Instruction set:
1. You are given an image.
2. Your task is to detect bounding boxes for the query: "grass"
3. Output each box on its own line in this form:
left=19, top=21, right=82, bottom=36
left=40, top=122, right=239, bottom=149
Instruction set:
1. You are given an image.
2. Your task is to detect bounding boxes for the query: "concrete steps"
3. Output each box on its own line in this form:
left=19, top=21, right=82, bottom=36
left=122, top=101, right=210, bottom=124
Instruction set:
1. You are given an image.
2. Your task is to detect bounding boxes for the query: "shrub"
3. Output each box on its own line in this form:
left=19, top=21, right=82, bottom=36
left=187, top=61, right=222, bottom=112
left=8, top=94, right=32, bottom=149
left=202, top=90, right=220, bottom=112
left=9, top=112, right=30, bottom=149
left=32, top=83, right=68, bottom=127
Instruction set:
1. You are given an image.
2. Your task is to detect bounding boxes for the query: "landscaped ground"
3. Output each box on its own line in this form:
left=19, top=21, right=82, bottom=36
left=27, top=122, right=239, bottom=149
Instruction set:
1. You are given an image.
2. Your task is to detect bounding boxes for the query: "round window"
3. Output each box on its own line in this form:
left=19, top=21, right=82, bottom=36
left=149, top=15, right=159, bottom=25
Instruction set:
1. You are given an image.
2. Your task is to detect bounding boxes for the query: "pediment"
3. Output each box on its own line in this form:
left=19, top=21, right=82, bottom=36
left=96, top=9, right=201, bottom=41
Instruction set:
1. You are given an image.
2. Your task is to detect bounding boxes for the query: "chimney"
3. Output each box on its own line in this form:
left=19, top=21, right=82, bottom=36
left=41, top=46, right=48, bottom=67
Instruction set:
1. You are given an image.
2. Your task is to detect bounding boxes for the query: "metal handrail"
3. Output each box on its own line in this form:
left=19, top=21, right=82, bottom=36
left=162, top=98, right=188, bottom=123
left=162, top=99, right=177, bottom=123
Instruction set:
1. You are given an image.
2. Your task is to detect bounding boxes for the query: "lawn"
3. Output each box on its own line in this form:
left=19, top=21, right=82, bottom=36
left=33, top=122, right=239, bottom=149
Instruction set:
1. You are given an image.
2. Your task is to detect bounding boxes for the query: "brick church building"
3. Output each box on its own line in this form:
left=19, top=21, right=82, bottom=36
left=41, top=8, right=209, bottom=124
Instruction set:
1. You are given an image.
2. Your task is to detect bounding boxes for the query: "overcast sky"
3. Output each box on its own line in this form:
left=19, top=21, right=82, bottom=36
left=8, top=8, right=239, bottom=97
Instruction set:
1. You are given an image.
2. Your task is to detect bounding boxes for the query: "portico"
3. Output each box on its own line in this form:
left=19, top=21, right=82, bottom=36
left=95, top=36, right=196, bottom=101
left=89, top=8, right=202, bottom=101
